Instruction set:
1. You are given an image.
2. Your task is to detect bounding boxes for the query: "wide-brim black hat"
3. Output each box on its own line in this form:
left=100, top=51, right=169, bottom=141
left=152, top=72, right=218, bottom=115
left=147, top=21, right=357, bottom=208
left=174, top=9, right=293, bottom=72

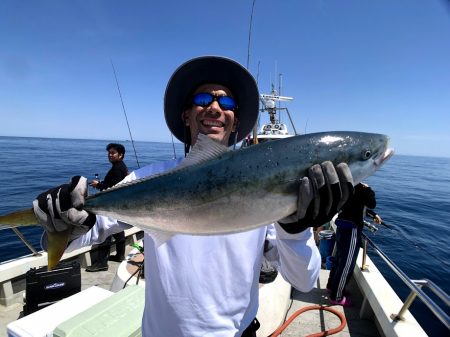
left=164, top=56, right=260, bottom=146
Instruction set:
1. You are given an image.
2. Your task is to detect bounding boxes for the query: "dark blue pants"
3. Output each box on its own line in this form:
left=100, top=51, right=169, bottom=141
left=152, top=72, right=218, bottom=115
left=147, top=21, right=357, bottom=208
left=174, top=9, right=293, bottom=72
left=326, top=224, right=362, bottom=301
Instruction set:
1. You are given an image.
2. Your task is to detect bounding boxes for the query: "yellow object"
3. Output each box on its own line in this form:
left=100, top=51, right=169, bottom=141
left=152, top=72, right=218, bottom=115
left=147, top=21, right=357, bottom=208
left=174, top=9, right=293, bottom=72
left=0, top=208, right=70, bottom=270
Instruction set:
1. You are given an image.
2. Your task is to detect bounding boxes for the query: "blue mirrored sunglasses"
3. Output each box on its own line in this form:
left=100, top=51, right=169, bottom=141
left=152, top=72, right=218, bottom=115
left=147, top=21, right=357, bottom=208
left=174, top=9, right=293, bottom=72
left=192, top=93, right=237, bottom=111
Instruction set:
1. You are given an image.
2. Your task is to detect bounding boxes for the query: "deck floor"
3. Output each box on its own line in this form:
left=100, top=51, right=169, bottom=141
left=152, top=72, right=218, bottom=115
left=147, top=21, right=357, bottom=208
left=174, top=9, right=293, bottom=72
left=1, top=254, right=380, bottom=337
left=279, top=269, right=380, bottom=337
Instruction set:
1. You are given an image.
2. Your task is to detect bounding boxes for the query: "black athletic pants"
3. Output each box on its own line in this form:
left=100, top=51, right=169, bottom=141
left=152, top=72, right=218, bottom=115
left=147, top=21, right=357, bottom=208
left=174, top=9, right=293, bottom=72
left=326, top=225, right=362, bottom=301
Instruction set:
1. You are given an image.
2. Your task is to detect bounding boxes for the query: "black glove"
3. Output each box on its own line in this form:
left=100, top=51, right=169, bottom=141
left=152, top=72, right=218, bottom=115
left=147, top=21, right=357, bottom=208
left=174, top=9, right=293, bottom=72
left=32, top=176, right=96, bottom=241
left=278, top=161, right=354, bottom=234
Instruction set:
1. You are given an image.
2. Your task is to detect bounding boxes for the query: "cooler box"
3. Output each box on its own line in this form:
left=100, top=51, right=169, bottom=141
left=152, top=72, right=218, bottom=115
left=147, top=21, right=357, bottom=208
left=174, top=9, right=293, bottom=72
left=23, top=260, right=81, bottom=315
left=7, top=286, right=113, bottom=337
left=53, top=285, right=145, bottom=337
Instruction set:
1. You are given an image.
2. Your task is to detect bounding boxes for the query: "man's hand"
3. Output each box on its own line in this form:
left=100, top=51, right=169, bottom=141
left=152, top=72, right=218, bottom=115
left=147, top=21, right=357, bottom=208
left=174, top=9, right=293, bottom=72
left=373, top=214, right=382, bottom=224
left=33, top=176, right=96, bottom=240
left=89, top=179, right=100, bottom=189
left=278, top=162, right=354, bottom=233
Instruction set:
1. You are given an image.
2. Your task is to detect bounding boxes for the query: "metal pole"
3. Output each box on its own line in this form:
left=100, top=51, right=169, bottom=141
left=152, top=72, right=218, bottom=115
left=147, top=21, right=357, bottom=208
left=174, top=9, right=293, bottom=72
left=11, top=227, right=41, bottom=256
left=392, top=290, right=419, bottom=321
left=361, top=238, right=368, bottom=270
left=366, top=236, right=450, bottom=328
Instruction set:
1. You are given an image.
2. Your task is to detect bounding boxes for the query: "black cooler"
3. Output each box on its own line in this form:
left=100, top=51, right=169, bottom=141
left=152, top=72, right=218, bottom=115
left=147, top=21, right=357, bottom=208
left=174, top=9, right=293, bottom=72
left=23, top=260, right=81, bottom=315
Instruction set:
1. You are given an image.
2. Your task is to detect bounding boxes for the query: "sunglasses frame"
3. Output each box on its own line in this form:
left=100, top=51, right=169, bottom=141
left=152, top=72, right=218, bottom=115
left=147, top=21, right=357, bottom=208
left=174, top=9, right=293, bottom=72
left=192, top=93, right=237, bottom=111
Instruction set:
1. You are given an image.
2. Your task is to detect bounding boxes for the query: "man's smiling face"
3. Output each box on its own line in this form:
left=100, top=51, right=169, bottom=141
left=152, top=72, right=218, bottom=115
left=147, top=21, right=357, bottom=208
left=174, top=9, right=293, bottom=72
left=183, top=83, right=238, bottom=146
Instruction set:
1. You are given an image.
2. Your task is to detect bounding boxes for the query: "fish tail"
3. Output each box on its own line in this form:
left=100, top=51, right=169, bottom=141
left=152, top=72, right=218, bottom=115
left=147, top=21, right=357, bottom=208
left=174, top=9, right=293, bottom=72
left=0, top=208, right=38, bottom=229
left=47, top=230, right=71, bottom=270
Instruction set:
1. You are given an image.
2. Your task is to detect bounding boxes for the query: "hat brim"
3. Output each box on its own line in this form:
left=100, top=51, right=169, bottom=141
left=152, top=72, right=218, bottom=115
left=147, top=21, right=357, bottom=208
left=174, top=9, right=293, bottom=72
left=164, top=56, right=259, bottom=146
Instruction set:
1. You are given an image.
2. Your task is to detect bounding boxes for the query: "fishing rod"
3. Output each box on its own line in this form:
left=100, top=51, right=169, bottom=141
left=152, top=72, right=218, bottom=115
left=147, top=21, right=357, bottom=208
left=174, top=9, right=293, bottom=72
left=247, top=0, right=259, bottom=144
left=110, top=59, right=141, bottom=168
left=170, top=133, right=177, bottom=159
left=365, top=211, right=450, bottom=268
left=246, top=0, right=256, bottom=70
left=366, top=210, right=393, bottom=230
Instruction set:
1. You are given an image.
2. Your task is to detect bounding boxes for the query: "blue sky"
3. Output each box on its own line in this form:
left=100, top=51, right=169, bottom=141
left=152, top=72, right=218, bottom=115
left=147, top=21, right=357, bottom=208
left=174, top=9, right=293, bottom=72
left=1, top=0, right=449, bottom=157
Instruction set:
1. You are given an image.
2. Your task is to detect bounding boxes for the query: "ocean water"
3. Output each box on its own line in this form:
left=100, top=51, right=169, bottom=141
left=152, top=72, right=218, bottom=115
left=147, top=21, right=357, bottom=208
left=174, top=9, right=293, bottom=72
left=0, top=136, right=449, bottom=336
left=0, top=136, right=183, bottom=261
left=365, top=154, right=450, bottom=336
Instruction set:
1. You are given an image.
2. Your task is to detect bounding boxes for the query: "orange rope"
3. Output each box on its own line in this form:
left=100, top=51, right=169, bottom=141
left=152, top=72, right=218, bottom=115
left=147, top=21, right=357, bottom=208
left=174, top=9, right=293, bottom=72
left=270, top=305, right=347, bottom=337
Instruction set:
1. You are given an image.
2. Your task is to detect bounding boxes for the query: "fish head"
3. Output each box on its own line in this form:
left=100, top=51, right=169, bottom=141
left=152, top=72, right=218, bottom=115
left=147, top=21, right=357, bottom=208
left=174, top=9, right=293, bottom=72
left=313, top=132, right=394, bottom=185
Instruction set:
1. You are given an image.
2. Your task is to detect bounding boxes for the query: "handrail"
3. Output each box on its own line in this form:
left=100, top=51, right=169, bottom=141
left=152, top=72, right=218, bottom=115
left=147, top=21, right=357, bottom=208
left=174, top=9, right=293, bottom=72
left=413, top=279, right=450, bottom=307
left=361, top=232, right=450, bottom=330
left=10, top=227, right=41, bottom=256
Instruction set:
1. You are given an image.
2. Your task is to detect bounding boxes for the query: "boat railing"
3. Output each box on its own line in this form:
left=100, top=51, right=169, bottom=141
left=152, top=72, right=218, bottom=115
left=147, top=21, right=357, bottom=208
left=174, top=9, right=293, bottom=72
left=0, top=227, right=143, bottom=308
left=360, top=227, right=450, bottom=330
left=8, top=227, right=42, bottom=256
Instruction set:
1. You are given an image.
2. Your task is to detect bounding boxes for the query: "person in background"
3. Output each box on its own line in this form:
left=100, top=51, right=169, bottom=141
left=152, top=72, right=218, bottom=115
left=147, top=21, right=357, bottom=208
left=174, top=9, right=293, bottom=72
left=326, top=182, right=381, bottom=306
left=32, top=56, right=355, bottom=336
left=90, top=143, right=128, bottom=191
left=87, top=143, right=128, bottom=271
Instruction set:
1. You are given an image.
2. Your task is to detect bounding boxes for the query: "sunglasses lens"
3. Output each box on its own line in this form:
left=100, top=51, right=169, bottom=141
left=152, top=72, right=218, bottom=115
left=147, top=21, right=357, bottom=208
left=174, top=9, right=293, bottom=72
left=218, top=96, right=237, bottom=111
left=193, top=93, right=213, bottom=107
left=192, top=93, right=237, bottom=110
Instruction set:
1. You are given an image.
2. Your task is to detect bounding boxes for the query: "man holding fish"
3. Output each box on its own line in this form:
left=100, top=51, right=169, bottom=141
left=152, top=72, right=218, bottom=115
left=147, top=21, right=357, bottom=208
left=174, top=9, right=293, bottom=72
left=31, top=56, right=359, bottom=336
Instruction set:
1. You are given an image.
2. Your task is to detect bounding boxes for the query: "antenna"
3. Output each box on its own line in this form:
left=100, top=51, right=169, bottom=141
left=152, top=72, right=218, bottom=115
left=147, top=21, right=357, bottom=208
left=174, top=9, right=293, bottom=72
left=110, top=59, right=141, bottom=168
left=278, top=73, right=282, bottom=121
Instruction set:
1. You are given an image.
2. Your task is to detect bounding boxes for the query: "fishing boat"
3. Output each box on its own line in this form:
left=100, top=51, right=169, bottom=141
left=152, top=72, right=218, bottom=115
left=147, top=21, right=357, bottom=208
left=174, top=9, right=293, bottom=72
left=0, top=93, right=449, bottom=336
left=241, top=85, right=297, bottom=148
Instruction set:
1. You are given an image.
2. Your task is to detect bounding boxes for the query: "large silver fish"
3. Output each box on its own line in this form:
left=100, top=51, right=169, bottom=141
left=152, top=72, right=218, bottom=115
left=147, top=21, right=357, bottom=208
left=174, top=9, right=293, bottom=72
left=0, top=131, right=393, bottom=269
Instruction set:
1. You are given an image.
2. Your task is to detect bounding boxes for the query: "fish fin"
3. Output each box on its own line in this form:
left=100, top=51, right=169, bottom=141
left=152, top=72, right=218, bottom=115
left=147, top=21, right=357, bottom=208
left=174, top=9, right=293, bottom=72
left=0, top=208, right=38, bottom=229
left=47, top=230, right=70, bottom=271
left=146, top=229, right=173, bottom=247
left=176, top=134, right=230, bottom=169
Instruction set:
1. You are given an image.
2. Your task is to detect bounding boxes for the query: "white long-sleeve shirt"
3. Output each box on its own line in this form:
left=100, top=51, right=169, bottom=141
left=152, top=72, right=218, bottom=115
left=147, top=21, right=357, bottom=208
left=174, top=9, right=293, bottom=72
left=66, top=159, right=321, bottom=337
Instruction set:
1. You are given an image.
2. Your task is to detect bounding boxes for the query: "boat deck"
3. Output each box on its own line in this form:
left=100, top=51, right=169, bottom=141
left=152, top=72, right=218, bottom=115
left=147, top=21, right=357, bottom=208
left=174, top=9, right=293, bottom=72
left=0, top=257, right=124, bottom=337
left=281, top=270, right=379, bottom=336
left=1, top=251, right=379, bottom=337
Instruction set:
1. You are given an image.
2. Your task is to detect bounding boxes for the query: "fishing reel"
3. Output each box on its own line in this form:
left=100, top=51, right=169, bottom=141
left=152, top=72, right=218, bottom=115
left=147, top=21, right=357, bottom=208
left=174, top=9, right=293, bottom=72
left=364, top=220, right=378, bottom=233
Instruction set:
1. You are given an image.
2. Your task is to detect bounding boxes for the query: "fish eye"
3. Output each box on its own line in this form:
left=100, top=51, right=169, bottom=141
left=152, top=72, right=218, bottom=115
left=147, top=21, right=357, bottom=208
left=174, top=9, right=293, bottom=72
left=362, top=149, right=372, bottom=160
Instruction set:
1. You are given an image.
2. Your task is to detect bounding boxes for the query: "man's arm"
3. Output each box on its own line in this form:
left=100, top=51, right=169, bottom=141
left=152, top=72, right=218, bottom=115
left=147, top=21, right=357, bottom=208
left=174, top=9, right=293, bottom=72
left=264, top=224, right=320, bottom=292
left=97, top=165, right=125, bottom=190
left=263, top=161, right=354, bottom=291
left=64, top=217, right=132, bottom=253
left=363, top=185, right=377, bottom=210
left=34, top=160, right=182, bottom=253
